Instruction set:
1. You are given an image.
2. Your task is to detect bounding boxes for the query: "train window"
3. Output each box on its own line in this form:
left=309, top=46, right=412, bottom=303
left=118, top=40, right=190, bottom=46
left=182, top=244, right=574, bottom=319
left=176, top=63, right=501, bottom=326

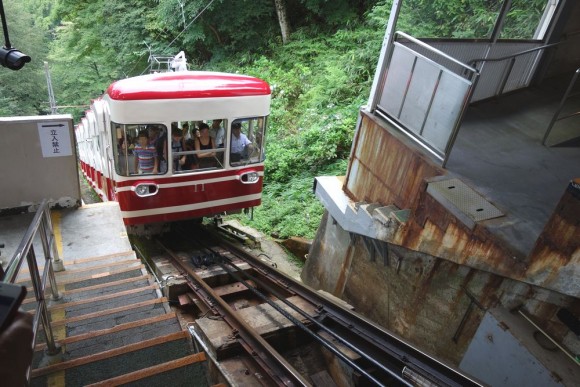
left=112, top=122, right=168, bottom=176
left=229, top=117, right=267, bottom=166
left=172, top=119, right=227, bottom=173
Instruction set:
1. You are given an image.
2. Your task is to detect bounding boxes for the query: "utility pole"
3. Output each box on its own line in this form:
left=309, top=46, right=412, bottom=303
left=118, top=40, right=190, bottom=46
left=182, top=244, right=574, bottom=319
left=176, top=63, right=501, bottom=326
left=44, top=61, right=57, bottom=114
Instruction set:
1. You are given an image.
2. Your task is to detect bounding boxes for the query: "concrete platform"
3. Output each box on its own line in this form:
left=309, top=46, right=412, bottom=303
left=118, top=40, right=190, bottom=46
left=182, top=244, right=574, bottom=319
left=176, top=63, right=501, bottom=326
left=447, top=80, right=580, bottom=255
left=0, top=202, right=210, bottom=385
left=0, top=201, right=132, bottom=272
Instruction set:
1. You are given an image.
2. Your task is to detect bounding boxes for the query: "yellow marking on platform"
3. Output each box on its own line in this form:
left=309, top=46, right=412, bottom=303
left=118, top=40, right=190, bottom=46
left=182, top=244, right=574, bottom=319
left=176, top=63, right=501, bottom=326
left=47, top=372, right=65, bottom=387
left=92, top=272, right=110, bottom=279
left=50, top=211, right=63, bottom=259
left=52, top=308, right=67, bottom=340
left=48, top=211, right=66, bottom=387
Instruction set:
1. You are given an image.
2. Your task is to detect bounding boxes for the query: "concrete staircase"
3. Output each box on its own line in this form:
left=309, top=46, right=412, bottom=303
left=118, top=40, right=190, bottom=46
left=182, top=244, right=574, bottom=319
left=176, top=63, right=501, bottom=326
left=314, top=176, right=410, bottom=242
left=17, top=251, right=208, bottom=386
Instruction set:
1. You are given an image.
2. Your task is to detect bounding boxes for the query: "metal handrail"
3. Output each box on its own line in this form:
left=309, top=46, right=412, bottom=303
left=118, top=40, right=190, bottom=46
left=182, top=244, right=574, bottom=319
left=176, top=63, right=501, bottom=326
left=542, top=67, right=580, bottom=146
left=468, top=30, right=580, bottom=67
left=468, top=42, right=560, bottom=67
left=3, top=199, right=64, bottom=381
left=396, top=31, right=479, bottom=75
left=466, top=33, right=580, bottom=98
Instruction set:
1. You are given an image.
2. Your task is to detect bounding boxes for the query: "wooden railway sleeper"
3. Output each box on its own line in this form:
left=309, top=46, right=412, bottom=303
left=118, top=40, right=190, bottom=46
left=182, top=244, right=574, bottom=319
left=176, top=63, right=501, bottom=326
left=157, top=240, right=311, bottom=387
left=216, top=236, right=483, bottom=387
left=214, top=252, right=410, bottom=387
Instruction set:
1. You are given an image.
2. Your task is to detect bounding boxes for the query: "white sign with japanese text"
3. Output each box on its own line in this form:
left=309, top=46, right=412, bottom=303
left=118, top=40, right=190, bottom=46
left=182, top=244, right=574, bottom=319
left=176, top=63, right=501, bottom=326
left=38, top=122, right=72, bottom=157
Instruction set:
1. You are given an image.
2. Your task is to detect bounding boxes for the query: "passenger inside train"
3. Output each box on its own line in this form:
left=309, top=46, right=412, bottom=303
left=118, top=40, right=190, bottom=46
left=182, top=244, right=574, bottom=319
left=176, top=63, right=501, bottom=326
left=230, top=121, right=252, bottom=162
left=150, top=125, right=168, bottom=173
left=210, top=119, right=225, bottom=148
left=112, top=116, right=267, bottom=175
left=195, top=123, right=216, bottom=169
left=133, top=130, right=158, bottom=174
left=179, top=138, right=198, bottom=171
left=170, top=127, right=184, bottom=172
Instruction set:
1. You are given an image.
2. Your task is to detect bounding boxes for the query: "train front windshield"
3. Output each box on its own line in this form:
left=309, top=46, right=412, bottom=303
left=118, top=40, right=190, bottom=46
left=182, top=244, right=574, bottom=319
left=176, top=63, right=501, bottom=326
left=112, top=117, right=267, bottom=176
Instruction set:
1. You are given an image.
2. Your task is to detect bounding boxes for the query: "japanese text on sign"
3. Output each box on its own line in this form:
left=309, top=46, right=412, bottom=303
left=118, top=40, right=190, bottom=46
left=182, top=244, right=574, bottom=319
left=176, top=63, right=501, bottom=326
left=38, top=122, right=72, bottom=157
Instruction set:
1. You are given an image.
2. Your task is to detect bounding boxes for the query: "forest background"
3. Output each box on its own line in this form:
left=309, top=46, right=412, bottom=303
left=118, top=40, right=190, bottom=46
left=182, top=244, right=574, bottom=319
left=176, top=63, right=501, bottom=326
left=1, top=0, right=546, bottom=239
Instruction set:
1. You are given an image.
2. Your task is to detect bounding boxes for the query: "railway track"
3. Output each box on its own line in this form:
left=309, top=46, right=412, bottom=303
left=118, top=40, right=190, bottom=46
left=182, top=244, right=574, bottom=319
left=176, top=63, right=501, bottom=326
left=148, top=225, right=483, bottom=387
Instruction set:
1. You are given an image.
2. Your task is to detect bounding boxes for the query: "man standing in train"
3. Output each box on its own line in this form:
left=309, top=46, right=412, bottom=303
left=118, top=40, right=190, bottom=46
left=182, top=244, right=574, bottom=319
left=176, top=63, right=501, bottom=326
left=230, top=121, right=252, bottom=162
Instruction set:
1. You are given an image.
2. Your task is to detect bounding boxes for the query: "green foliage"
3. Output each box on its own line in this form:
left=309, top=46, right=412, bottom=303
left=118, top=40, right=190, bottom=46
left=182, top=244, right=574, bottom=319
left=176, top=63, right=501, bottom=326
left=3, top=0, right=553, bottom=239
left=0, top=0, right=50, bottom=116
left=236, top=159, right=348, bottom=239
left=394, top=0, right=549, bottom=39
left=501, top=0, right=548, bottom=39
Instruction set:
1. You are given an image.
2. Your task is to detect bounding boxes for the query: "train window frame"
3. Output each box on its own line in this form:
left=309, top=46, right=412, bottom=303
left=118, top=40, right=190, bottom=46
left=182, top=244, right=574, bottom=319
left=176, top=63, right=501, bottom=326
left=111, top=122, right=168, bottom=176
left=229, top=116, right=267, bottom=167
left=171, top=119, right=227, bottom=174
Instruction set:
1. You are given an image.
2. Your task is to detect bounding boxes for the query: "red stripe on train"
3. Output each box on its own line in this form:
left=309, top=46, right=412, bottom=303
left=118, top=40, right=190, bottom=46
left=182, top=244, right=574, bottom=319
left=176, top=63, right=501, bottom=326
left=122, top=199, right=261, bottom=225
left=114, top=166, right=264, bottom=188
left=116, top=178, right=263, bottom=211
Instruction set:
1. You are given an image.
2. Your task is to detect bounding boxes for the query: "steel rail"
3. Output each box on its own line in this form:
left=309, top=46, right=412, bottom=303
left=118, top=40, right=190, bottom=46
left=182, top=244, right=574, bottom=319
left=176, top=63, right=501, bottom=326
left=210, top=247, right=411, bottom=387
left=212, top=253, right=407, bottom=387
left=156, top=240, right=311, bottom=387
left=216, top=234, right=483, bottom=387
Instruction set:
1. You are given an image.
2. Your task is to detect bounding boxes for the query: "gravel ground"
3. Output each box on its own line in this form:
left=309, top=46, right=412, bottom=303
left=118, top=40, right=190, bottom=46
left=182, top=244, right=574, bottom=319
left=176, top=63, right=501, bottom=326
left=78, top=168, right=102, bottom=205
left=221, top=219, right=304, bottom=281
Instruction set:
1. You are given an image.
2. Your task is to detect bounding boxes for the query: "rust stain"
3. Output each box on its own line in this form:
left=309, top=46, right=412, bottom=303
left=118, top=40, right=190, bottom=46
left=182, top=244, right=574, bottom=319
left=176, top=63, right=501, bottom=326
left=403, top=259, right=442, bottom=329
left=348, top=112, right=444, bottom=210
left=334, top=236, right=355, bottom=297
left=344, top=111, right=580, bottom=296
left=526, top=180, right=580, bottom=287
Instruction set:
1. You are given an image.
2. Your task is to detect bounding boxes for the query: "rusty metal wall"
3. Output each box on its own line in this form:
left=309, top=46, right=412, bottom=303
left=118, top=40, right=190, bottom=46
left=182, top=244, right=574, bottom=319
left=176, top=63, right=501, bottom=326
left=345, top=112, right=444, bottom=210
left=343, top=111, right=580, bottom=297
left=303, top=209, right=580, bottom=366
left=527, top=179, right=580, bottom=293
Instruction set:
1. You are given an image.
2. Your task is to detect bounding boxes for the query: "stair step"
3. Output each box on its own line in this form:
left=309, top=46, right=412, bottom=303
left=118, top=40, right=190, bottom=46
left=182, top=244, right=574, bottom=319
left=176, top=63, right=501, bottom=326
left=16, top=250, right=137, bottom=280
left=85, top=353, right=207, bottom=387
left=35, top=313, right=178, bottom=352
left=53, top=285, right=160, bottom=319
left=32, top=313, right=182, bottom=369
left=53, top=259, right=142, bottom=282
left=61, top=265, right=147, bottom=290
left=31, top=331, right=191, bottom=385
left=22, top=265, right=146, bottom=294
left=21, top=275, right=152, bottom=313
left=55, top=297, right=169, bottom=337
left=61, top=274, right=152, bottom=298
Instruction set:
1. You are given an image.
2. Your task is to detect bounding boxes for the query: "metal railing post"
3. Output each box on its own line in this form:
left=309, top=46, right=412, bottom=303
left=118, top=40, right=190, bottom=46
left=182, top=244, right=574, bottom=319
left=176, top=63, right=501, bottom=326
left=3, top=199, right=64, bottom=386
left=26, top=247, right=60, bottom=355
left=497, top=57, right=516, bottom=97
left=542, top=67, right=580, bottom=145
left=43, top=208, right=64, bottom=272
left=38, top=221, right=61, bottom=301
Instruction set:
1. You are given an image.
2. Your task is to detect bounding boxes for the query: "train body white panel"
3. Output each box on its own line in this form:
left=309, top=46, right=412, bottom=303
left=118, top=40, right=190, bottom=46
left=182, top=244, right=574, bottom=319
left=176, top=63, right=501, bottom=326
left=104, top=95, right=270, bottom=124
left=77, top=71, right=271, bottom=225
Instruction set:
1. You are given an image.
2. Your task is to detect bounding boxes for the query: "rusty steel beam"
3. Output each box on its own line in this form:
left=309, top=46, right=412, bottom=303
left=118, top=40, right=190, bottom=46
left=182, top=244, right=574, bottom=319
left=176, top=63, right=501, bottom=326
left=218, top=236, right=484, bottom=387
left=156, top=240, right=311, bottom=387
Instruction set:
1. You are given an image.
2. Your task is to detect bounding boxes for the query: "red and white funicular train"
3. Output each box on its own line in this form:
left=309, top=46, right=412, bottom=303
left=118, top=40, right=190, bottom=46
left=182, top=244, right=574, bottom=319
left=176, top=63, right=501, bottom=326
left=76, top=71, right=270, bottom=227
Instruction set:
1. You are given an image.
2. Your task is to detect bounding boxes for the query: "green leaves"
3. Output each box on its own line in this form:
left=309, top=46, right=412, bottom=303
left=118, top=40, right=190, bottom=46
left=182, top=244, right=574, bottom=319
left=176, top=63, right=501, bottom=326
left=0, top=0, right=50, bottom=116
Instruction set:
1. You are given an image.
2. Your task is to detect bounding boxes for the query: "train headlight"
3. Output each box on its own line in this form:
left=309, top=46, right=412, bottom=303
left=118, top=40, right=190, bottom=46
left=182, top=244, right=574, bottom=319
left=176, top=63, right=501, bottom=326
left=133, top=183, right=158, bottom=197
left=239, top=171, right=260, bottom=184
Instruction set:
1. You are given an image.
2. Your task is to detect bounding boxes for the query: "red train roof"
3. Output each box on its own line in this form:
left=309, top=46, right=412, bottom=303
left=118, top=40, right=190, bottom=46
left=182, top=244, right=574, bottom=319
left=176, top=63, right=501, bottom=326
left=106, top=71, right=271, bottom=101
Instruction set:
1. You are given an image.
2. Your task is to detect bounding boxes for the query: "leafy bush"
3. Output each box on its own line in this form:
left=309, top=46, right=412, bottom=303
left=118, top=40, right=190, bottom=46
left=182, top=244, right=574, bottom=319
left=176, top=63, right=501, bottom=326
left=223, top=7, right=385, bottom=238
left=236, top=159, right=349, bottom=239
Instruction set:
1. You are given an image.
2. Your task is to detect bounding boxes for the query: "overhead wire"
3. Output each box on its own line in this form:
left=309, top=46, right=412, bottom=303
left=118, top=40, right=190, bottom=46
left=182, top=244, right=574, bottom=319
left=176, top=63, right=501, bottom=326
left=129, top=0, right=217, bottom=76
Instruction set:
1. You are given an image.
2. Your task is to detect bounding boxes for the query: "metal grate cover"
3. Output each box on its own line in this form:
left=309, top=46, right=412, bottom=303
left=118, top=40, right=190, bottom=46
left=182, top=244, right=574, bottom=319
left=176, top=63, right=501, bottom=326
left=428, top=178, right=504, bottom=222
